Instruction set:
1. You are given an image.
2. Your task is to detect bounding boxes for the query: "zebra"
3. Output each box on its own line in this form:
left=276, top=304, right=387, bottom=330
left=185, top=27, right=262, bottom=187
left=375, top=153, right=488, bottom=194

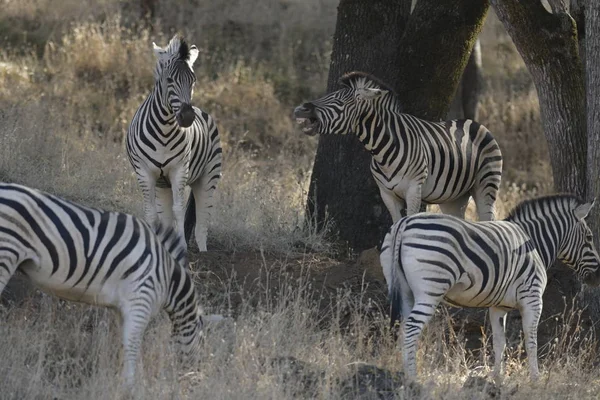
left=0, top=182, right=217, bottom=387
left=379, top=194, right=600, bottom=380
left=126, top=34, right=222, bottom=252
left=294, top=71, right=503, bottom=223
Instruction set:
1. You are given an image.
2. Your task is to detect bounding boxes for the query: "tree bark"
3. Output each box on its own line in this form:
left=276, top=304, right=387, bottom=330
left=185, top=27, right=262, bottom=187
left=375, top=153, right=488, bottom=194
left=306, top=0, right=488, bottom=251
left=306, top=0, right=411, bottom=251
left=448, top=38, right=483, bottom=120
left=491, top=0, right=587, bottom=197
left=491, top=0, right=596, bottom=344
left=585, top=0, right=600, bottom=316
left=391, top=1, right=488, bottom=119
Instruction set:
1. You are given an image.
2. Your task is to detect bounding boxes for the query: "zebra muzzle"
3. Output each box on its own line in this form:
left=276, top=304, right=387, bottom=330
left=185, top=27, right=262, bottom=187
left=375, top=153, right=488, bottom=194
left=293, top=104, right=319, bottom=135
left=177, top=104, right=195, bottom=128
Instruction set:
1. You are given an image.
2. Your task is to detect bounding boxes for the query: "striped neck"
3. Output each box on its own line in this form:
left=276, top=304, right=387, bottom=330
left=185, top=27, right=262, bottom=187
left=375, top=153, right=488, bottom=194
left=355, top=97, right=406, bottom=163
left=150, top=81, right=177, bottom=127
left=505, top=199, right=573, bottom=269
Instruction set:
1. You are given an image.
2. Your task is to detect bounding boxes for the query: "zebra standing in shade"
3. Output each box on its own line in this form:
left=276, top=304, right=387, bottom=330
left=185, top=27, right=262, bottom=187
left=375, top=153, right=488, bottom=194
left=294, top=72, right=502, bottom=222
left=0, top=182, right=216, bottom=387
left=127, top=34, right=222, bottom=252
left=379, top=194, right=600, bottom=380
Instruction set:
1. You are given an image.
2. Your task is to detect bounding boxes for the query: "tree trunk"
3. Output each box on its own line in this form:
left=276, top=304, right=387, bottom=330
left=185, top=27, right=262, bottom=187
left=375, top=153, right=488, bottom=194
left=306, top=0, right=488, bottom=251
left=491, top=0, right=594, bottom=344
left=585, top=0, right=600, bottom=315
left=391, top=1, right=488, bottom=119
left=491, top=0, right=587, bottom=197
left=448, top=38, right=483, bottom=120
left=306, top=0, right=411, bottom=251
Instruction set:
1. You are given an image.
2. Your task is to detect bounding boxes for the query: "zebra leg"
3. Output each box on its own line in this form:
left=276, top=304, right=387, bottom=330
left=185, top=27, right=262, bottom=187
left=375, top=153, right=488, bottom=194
left=191, top=177, right=216, bottom=253
left=438, top=194, right=470, bottom=219
left=519, top=297, right=542, bottom=380
left=489, top=307, right=508, bottom=380
left=169, top=169, right=189, bottom=241
left=378, top=186, right=406, bottom=223
left=0, top=253, right=20, bottom=297
left=403, top=295, right=442, bottom=378
left=472, top=182, right=499, bottom=222
left=138, top=172, right=158, bottom=227
left=120, top=305, right=152, bottom=388
left=405, top=184, right=423, bottom=216
left=155, top=186, right=174, bottom=227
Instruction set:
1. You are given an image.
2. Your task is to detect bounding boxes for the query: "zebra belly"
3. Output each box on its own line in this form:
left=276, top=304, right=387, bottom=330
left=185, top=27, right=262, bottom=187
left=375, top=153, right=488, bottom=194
left=20, top=262, right=120, bottom=307
left=421, top=173, right=474, bottom=204
left=443, top=287, right=517, bottom=310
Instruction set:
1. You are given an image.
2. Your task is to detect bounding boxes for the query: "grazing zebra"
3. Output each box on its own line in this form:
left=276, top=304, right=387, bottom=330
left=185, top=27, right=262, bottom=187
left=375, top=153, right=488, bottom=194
left=294, top=71, right=502, bottom=222
left=0, top=182, right=215, bottom=387
left=126, top=34, right=222, bottom=252
left=379, top=194, right=600, bottom=380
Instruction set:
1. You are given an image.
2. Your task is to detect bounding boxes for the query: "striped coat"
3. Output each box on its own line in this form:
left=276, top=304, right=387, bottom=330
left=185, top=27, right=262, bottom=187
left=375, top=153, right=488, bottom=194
left=294, top=71, right=502, bottom=222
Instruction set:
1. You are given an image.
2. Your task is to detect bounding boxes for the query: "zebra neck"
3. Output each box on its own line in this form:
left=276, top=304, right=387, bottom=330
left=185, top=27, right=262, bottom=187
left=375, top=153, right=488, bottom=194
left=356, top=108, right=408, bottom=164
left=512, top=216, right=564, bottom=269
left=149, top=84, right=177, bottom=127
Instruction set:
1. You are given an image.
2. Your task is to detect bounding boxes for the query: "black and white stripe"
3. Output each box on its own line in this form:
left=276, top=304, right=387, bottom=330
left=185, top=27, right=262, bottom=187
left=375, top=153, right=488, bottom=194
left=294, top=71, right=502, bottom=222
left=379, top=194, right=600, bottom=379
left=126, top=34, right=222, bottom=252
left=0, top=182, right=210, bottom=387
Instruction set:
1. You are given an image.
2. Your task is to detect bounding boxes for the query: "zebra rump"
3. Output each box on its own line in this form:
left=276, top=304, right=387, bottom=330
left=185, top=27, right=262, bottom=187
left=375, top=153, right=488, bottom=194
left=380, top=227, right=404, bottom=335
left=379, top=194, right=600, bottom=380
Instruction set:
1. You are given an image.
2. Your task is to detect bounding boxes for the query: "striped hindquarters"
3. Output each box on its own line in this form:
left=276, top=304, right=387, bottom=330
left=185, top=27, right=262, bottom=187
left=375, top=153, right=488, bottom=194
left=410, top=116, right=502, bottom=204
left=397, top=214, right=535, bottom=309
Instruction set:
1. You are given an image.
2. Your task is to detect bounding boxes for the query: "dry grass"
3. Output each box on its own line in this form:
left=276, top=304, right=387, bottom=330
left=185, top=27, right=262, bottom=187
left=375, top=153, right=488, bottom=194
left=2, top=266, right=600, bottom=399
left=0, top=1, right=580, bottom=398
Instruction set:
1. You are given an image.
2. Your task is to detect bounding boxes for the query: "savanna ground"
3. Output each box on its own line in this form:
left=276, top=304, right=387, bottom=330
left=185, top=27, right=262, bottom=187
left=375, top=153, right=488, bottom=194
left=1, top=1, right=598, bottom=398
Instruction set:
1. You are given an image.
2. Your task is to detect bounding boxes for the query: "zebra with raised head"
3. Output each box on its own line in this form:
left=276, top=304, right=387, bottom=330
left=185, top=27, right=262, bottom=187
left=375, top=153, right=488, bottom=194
left=0, top=182, right=217, bottom=387
left=294, top=71, right=502, bottom=222
left=379, top=194, right=600, bottom=380
left=126, top=34, right=222, bottom=252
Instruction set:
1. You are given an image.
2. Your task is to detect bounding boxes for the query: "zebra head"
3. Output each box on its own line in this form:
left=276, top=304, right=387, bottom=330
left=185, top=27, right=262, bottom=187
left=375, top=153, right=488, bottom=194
left=174, top=307, right=205, bottom=367
left=559, top=199, right=600, bottom=286
left=293, top=71, right=390, bottom=136
left=153, top=34, right=199, bottom=128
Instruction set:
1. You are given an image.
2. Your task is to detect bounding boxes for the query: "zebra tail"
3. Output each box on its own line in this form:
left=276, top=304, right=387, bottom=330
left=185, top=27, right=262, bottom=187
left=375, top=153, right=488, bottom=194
left=380, top=220, right=407, bottom=337
left=184, top=191, right=196, bottom=245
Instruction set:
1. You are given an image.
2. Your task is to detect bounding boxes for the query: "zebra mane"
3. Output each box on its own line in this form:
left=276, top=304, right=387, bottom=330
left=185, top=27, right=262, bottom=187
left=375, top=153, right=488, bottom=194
left=153, top=221, right=188, bottom=267
left=164, top=34, right=191, bottom=61
left=505, top=194, right=585, bottom=221
left=338, top=71, right=397, bottom=95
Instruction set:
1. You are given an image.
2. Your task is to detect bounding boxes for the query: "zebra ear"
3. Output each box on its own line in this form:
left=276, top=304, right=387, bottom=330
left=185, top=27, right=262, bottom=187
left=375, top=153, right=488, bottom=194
left=356, top=87, right=388, bottom=101
left=575, top=199, right=595, bottom=220
left=152, top=42, right=169, bottom=62
left=188, top=45, right=199, bottom=66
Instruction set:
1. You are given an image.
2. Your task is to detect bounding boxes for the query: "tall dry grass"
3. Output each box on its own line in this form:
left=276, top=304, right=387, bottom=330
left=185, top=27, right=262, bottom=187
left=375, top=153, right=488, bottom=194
left=1, top=265, right=600, bottom=399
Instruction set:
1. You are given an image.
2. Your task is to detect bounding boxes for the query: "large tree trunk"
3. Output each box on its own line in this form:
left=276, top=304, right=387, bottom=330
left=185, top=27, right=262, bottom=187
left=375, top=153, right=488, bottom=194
left=491, top=0, right=593, bottom=345
left=585, top=0, right=600, bottom=315
left=491, top=0, right=587, bottom=197
left=448, top=39, right=483, bottom=120
left=306, top=0, right=489, bottom=251
left=306, top=0, right=411, bottom=251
